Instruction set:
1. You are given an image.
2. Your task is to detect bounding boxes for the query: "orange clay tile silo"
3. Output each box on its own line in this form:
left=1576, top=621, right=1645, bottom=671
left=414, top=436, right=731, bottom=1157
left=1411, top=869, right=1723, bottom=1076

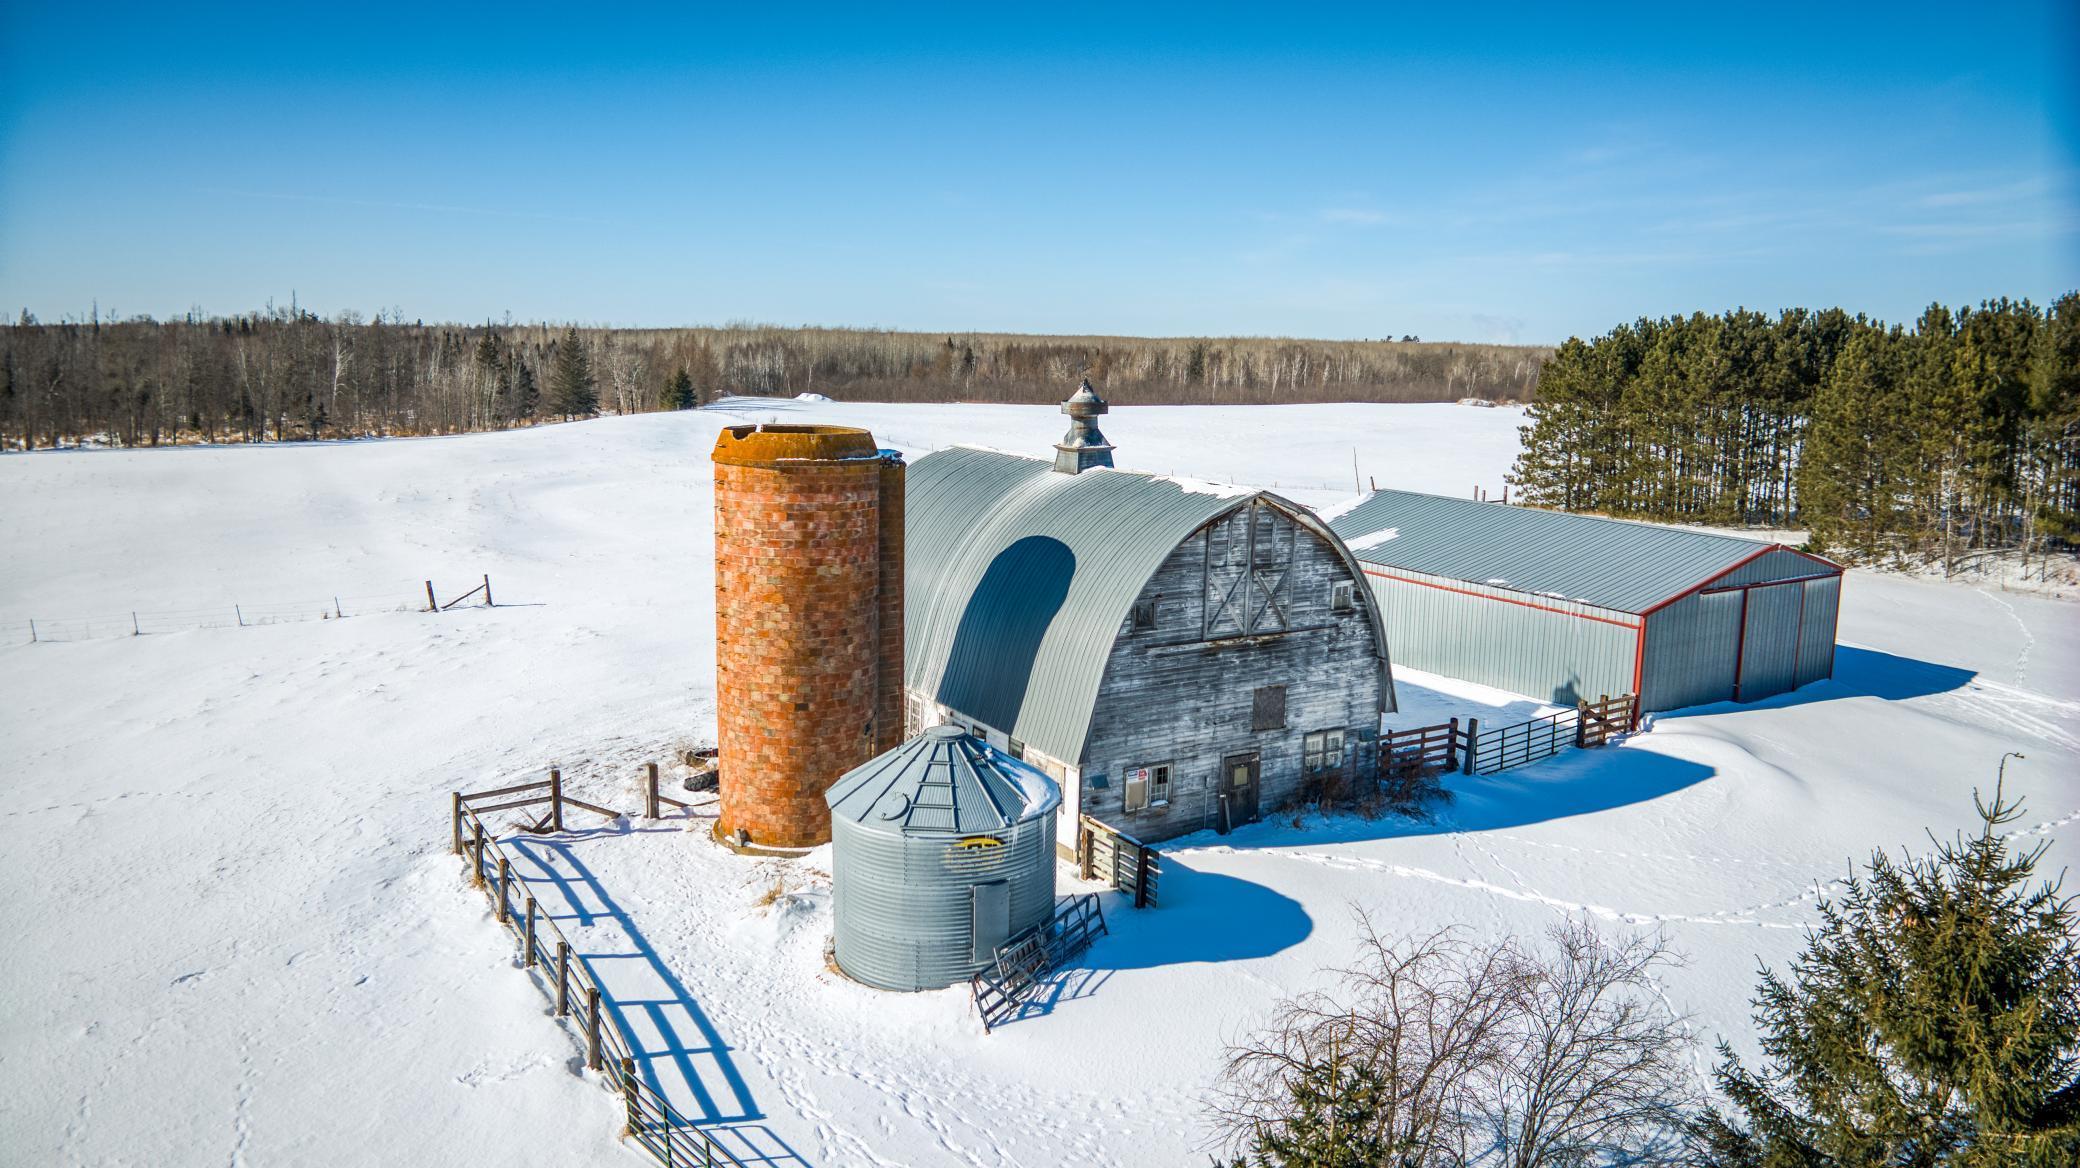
left=712, top=423, right=904, bottom=848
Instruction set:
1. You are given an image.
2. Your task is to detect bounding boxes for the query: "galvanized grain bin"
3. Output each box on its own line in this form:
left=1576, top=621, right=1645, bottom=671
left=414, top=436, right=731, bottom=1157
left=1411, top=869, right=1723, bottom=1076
left=825, top=724, right=1060, bottom=991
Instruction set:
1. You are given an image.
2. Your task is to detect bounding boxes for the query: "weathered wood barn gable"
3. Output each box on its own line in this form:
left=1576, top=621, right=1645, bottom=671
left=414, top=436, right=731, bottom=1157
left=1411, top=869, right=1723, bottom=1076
left=903, top=445, right=1396, bottom=844
left=1325, top=489, right=1843, bottom=712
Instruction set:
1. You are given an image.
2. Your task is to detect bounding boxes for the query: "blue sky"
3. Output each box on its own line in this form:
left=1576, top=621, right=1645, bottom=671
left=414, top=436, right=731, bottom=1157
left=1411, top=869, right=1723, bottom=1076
left=1, top=2, right=2072, bottom=344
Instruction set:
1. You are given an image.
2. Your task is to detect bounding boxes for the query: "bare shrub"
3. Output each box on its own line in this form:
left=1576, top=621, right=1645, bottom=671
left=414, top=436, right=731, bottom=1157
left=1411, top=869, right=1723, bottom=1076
left=1209, top=918, right=1697, bottom=1168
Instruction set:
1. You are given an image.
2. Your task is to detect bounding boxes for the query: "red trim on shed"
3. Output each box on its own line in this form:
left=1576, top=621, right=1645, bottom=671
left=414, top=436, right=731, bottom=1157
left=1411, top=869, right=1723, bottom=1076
left=1360, top=567, right=1643, bottom=630
left=1637, top=544, right=1845, bottom=617
left=1731, top=587, right=1751, bottom=700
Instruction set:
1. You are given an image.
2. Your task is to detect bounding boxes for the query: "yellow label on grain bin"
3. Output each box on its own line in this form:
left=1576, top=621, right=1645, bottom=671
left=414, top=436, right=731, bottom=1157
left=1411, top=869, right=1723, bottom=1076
left=954, top=835, right=1004, bottom=850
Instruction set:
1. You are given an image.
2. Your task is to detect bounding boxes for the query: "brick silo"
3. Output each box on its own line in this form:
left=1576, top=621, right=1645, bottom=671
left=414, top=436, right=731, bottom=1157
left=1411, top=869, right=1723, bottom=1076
left=712, top=424, right=905, bottom=848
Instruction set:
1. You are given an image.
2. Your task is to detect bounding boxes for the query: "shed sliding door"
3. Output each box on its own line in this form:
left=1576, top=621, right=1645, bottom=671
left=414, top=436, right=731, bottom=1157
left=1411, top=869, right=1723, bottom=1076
left=1737, top=583, right=1801, bottom=701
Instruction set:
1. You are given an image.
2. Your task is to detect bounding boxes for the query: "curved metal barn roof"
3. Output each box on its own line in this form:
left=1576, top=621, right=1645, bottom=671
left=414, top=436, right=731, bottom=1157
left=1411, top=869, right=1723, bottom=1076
left=825, top=724, right=1059, bottom=836
left=905, top=446, right=1386, bottom=765
left=1326, top=489, right=1835, bottom=615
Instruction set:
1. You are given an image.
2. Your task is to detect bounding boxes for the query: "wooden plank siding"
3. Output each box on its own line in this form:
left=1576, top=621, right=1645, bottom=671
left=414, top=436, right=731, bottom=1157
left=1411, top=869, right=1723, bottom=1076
left=1078, top=500, right=1387, bottom=842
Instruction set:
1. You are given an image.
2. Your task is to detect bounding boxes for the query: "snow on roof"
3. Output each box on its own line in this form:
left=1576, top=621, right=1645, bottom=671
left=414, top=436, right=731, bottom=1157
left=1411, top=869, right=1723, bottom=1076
left=1346, top=527, right=1399, bottom=551
left=1150, top=474, right=1255, bottom=499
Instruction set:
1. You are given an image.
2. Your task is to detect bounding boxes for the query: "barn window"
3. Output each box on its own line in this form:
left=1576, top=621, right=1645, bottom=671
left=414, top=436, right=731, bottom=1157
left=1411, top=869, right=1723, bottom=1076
left=1122, top=762, right=1172, bottom=811
left=1007, top=737, right=1026, bottom=761
left=1303, top=729, right=1346, bottom=775
left=1251, top=685, right=1287, bottom=731
left=1331, top=581, right=1355, bottom=612
left=1132, top=597, right=1158, bottom=631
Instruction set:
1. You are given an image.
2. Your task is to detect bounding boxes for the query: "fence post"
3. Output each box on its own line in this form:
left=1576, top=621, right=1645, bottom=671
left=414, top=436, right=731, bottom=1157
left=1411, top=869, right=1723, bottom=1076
left=523, top=897, right=537, bottom=967
left=482, top=574, right=493, bottom=607
left=555, top=941, right=571, bottom=1016
left=1628, top=693, right=1640, bottom=733
left=132, top=612, right=140, bottom=636
left=1134, top=845, right=1152, bottom=909
left=1076, top=821, right=1094, bottom=881
left=1463, top=718, right=1479, bottom=775
left=644, top=762, right=660, bottom=820
left=235, top=604, right=244, bottom=627
left=496, top=856, right=511, bottom=923
left=1574, top=702, right=1588, bottom=749
left=28, top=619, right=35, bottom=643
left=334, top=596, right=342, bottom=619
left=1446, top=717, right=1460, bottom=770
left=549, top=768, right=564, bottom=833
left=451, top=793, right=463, bottom=855
left=621, top=1056, right=639, bottom=1135
left=585, top=987, right=603, bottom=1071
left=471, top=820, right=486, bottom=887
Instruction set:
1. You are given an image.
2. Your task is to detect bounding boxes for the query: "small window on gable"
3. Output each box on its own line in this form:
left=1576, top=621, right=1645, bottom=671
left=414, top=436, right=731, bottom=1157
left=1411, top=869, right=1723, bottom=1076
left=1008, top=737, right=1026, bottom=761
left=1122, top=762, right=1171, bottom=812
left=1331, top=581, right=1355, bottom=613
left=1252, top=685, right=1287, bottom=732
left=1132, top=597, right=1158, bottom=631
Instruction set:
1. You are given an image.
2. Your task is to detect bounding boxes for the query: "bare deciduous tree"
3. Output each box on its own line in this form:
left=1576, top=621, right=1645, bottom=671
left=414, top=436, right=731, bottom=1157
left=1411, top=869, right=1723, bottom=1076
left=1209, top=917, right=1697, bottom=1168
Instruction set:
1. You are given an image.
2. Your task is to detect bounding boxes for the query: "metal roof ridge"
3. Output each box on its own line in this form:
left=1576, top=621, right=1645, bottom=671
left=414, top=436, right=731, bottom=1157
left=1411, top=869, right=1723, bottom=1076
left=1355, top=487, right=1774, bottom=549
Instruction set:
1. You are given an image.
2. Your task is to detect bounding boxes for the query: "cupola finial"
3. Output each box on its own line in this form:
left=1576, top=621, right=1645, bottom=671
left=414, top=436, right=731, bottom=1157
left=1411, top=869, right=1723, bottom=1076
left=1052, top=378, right=1114, bottom=474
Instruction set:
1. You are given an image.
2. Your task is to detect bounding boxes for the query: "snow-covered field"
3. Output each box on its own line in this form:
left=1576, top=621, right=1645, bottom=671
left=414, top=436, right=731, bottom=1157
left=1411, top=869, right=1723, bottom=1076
left=2, top=398, right=2074, bottom=1168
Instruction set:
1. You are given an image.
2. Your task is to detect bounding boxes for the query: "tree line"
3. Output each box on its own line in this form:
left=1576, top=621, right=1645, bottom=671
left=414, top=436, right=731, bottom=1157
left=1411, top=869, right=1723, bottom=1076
left=0, top=309, right=1547, bottom=451
left=1510, top=295, right=2080, bottom=572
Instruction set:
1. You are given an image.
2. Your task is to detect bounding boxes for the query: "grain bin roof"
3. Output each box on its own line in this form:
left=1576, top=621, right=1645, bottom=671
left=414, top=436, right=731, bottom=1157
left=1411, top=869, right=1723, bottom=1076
left=1326, top=489, right=1833, bottom=614
left=905, top=446, right=1385, bottom=765
left=825, top=724, right=1059, bottom=835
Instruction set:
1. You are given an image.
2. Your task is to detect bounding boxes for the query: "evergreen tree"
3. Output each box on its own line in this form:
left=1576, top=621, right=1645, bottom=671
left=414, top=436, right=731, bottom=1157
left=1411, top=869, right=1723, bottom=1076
left=1230, top=1058, right=1393, bottom=1168
left=664, top=367, right=696, bottom=410
left=548, top=327, right=597, bottom=418
left=510, top=359, right=540, bottom=422
left=1800, top=327, right=1912, bottom=560
left=1693, top=782, right=2080, bottom=1168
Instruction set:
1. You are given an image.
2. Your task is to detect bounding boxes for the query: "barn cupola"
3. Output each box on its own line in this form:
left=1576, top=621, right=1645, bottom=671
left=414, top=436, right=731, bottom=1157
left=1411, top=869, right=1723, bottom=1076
left=1052, top=379, right=1115, bottom=474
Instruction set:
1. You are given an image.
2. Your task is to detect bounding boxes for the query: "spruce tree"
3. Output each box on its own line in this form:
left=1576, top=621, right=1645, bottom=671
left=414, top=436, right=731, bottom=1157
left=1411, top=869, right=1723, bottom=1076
left=511, top=359, right=539, bottom=422
left=664, top=367, right=695, bottom=410
left=1693, top=782, right=2080, bottom=1168
left=548, top=327, right=597, bottom=418
left=1231, top=1058, right=1393, bottom=1168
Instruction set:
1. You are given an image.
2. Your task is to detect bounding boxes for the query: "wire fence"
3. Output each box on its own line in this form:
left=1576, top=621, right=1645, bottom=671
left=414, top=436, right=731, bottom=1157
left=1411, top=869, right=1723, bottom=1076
left=3, top=576, right=494, bottom=644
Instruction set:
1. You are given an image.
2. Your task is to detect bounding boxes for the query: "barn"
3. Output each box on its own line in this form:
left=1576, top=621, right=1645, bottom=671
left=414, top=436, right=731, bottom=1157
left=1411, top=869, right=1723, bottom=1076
left=903, top=385, right=1396, bottom=845
left=1325, top=489, right=1842, bottom=713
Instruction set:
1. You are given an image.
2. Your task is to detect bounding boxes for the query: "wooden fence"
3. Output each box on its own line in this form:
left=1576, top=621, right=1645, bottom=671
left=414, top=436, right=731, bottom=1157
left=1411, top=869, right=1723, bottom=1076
left=1380, top=694, right=1639, bottom=784
left=1075, top=815, right=1161, bottom=908
left=450, top=769, right=750, bottom=1168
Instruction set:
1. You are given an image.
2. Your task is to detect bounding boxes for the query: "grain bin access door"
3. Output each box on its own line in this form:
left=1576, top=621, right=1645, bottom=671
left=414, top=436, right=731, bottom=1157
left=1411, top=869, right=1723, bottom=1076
left=1736, top=582, right=1802, bottom=700
left=971, top=880, right=1010, bottom=963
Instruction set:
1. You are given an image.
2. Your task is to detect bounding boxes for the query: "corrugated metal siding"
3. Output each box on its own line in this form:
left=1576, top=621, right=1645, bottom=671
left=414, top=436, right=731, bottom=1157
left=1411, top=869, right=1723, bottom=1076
left=1706, top=546, right=1840, bottom=591
left=1329, top=490, right=1778, bottom=613
left=1737, top=582, right=1803, bottom=700
left=1642, top=591, right=1741, bottom=710
left=1363, top=569, right=1637, bottom=707
left=829, top=813, right=1056, bottom=991
left=1795, top=576, right=1840, bottom=687
left=906, top=447, right=1391, bottom=765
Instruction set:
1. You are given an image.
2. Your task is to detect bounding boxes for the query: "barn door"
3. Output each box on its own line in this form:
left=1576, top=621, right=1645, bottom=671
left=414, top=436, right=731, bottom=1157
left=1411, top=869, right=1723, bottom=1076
left=1203, top=502, right=1294, bottom=639
left=1219, top=751, right=1260, bottom=831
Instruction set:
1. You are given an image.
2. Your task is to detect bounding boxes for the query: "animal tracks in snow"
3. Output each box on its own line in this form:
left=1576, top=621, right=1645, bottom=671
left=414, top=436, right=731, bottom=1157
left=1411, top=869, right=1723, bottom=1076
left=1190, top=844, right=1826, bottom=931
